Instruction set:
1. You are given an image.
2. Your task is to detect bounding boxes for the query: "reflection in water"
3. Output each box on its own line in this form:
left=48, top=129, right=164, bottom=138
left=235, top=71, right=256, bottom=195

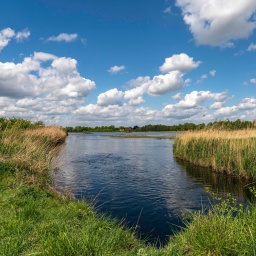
left=175, top=158, right=254, bottom=203
left=52, top=133, right=254, bottom=246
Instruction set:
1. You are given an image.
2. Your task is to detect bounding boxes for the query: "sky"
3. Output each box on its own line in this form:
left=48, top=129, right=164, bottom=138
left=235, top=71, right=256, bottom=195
left=0, top=0, right=256, bottom=127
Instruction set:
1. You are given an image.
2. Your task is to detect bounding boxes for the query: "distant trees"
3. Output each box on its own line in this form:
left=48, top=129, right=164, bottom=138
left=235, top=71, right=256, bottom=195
left=0, top=117, right=45, bottom=131
left=64, top=119, right=255, bottom=133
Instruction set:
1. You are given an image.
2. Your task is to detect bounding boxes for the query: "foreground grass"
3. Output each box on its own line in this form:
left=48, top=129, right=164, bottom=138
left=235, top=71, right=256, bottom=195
left=173, top=129, right=256, bottom=179
left=165, top=193, right=256, bottom=255
left=0, top=127, right=159, bottom=255
left=1, top=126, right=256, bottom=255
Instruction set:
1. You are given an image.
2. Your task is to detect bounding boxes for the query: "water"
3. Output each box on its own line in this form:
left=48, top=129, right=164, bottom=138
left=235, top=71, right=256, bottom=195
left=52, top=132, right=252, bottom=245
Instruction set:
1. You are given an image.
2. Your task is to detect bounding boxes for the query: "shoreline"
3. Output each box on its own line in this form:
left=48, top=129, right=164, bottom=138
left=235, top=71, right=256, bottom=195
left=1, top=125, right=256, bottom=255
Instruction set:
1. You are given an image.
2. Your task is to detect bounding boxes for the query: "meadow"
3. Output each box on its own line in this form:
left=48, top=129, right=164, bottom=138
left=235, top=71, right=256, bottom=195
left=1, top=119, right=256, bottom=255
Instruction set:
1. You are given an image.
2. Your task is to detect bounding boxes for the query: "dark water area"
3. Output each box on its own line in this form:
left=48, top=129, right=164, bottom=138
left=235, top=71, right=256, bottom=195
left=52, top=132, right=254, bottom=246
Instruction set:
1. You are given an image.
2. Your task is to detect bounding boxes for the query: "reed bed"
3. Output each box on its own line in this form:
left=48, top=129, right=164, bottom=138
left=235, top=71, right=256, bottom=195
left=0, top=126, right=67, bottom=175
left=173, top=129, right=256, bottom=179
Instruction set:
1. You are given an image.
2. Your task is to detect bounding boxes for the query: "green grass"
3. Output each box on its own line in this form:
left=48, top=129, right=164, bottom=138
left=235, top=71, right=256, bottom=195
left=1, top=126, right=256, bottom=255
left=165, top=193, right=256, bottom=256
left=173, top=129, right=256, bottom=179
left=0, top=168, right=149, bottom=255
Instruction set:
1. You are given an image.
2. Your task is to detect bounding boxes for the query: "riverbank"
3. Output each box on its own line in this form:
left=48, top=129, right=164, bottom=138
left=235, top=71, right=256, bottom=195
left=173, top=129, right=256, bottom=179
left=0, top=127, right=158, bottom=255
left=1, top=126, right=256, bottom=255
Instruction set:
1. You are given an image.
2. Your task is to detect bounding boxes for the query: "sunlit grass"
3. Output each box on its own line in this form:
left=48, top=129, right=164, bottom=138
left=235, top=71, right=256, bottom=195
left=173, top=129, right=256, bottom=179
left=1, top=125, right=256, bottom=255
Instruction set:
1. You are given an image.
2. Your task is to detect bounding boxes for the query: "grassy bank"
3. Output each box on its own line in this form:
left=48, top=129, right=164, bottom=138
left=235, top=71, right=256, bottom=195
left=0, top=126, right=160, bottom=255
left=173, top=129, right=256, bottom=179
left=1, top=125, right=256, bottom=255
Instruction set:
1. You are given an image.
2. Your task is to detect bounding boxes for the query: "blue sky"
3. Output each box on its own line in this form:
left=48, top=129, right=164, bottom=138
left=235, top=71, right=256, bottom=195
left=0, top=0, right=256, bottom=127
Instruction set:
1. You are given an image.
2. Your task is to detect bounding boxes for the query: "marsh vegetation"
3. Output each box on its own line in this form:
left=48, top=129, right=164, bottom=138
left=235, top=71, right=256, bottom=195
left=1, top=118, right=256, bottom=255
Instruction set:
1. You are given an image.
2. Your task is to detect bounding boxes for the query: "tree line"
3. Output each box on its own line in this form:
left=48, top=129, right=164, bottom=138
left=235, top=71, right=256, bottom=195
left=0, top=117, right=44, bottom=131
left=65, top=119, right=255, bottom=133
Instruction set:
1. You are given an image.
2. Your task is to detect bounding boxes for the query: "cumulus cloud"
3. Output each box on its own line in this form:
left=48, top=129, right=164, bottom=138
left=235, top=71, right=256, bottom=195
left=74, top=104, right=159, bottom=125
left=238, top=98, right=256, bottom=110
left=176, top=0, right=256, bottom=46
left=46, top=33, right=78, bottom=42
left=159, top=53, right=201, bottom=73
left=15, top=28, right=30, bottom=42
left=97, top=88, right=124, bottom=106
left=127, top=76, right=151, bottom=87
left=147, top=71, right=186, bottom=96
left=215, top=106, right=239, bottom=116
left=124, top=71, right=187, bottom=103
left=176, top=90, right=227, bottom=108
left=0, top=28, right=15, bottom=51
left=162, top=90, right=228, bottom=120
left=209, top=101, right=224, bottom=109
left=0, top=27, right=31, bottom=51
left=108, top=65, right=125, bottom=74
left=247, top=43, right=256, bottom=51
left=162, top=104, right=201, bottom=119
left=0, top=52, right=95, bottom=99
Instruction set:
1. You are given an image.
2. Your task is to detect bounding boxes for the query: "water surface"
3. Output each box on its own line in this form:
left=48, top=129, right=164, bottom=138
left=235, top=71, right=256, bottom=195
left=52, top=132, right=251, bottom=245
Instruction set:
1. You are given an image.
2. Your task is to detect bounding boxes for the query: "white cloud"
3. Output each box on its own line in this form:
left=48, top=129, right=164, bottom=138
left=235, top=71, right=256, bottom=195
left=247, top=43, right=256, bottom=51
left=172, top=92, right=183, bottom=100
left=164, top=6, right=172, bottom=14
left=196, top=73, right=207, bottom=83
left=127, top=96, right=145, bottom=106
left=47, top=33, right=78, bottom=42
left=0, top=27, right=31, bottom=51
left=163, top=104, right=201, bottom=119
left=0, top=28, right=15, bottom=51
left=209, top=70, right=216, bottom=77
left=33, top=52, right=57, bottom=62
left=0, top=97, right=15, bottom=107
left=250, top=78, right=256, bottom=84
left=215, top=106, right=239, bottom=116
left=124, top=71, right=187, bottom=101
left=97, top=88, right=124, bottom=106
left=209, top=101, right=224, bottom=109
left=159, top=53, right=201, bottom=73
left=176, top=90, right=227, bottom=108
left=15, top=28, right=30, bottom=42
left=108, top=65, right=125, bottom=74
left=176, top=0, right=256, bottom=46
left=127, top=76, right=150, bottom=87
left=0, top=52, right=95, bottom=99
left=147, top=71, right=186, bottom=96
left=238, top=98, right=256, bottom=110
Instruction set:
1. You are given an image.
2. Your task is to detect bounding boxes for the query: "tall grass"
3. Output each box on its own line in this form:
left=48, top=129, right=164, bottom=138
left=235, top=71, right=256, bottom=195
left=173, top=129, right=256, bottom=179
left=165, top=193, right=256, bottom=256
left=0, top=126, right=160, bottom=255
left=0, top=126, right=66, bottom=175
left=1, top=125, right=256, bottom=255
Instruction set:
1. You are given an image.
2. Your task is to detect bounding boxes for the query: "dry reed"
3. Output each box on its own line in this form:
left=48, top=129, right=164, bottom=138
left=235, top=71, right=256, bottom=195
left=0, top=126, right=67, bottom=174
left=173, top=129, right=256, bottom=179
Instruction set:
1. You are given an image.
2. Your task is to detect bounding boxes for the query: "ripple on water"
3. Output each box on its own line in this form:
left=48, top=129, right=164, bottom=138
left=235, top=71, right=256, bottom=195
left=52, top=132, right=252, bottom=246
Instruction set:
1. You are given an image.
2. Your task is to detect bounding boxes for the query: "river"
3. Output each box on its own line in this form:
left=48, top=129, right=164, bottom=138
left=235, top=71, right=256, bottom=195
left=52, top=132, right=252, bottom=245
